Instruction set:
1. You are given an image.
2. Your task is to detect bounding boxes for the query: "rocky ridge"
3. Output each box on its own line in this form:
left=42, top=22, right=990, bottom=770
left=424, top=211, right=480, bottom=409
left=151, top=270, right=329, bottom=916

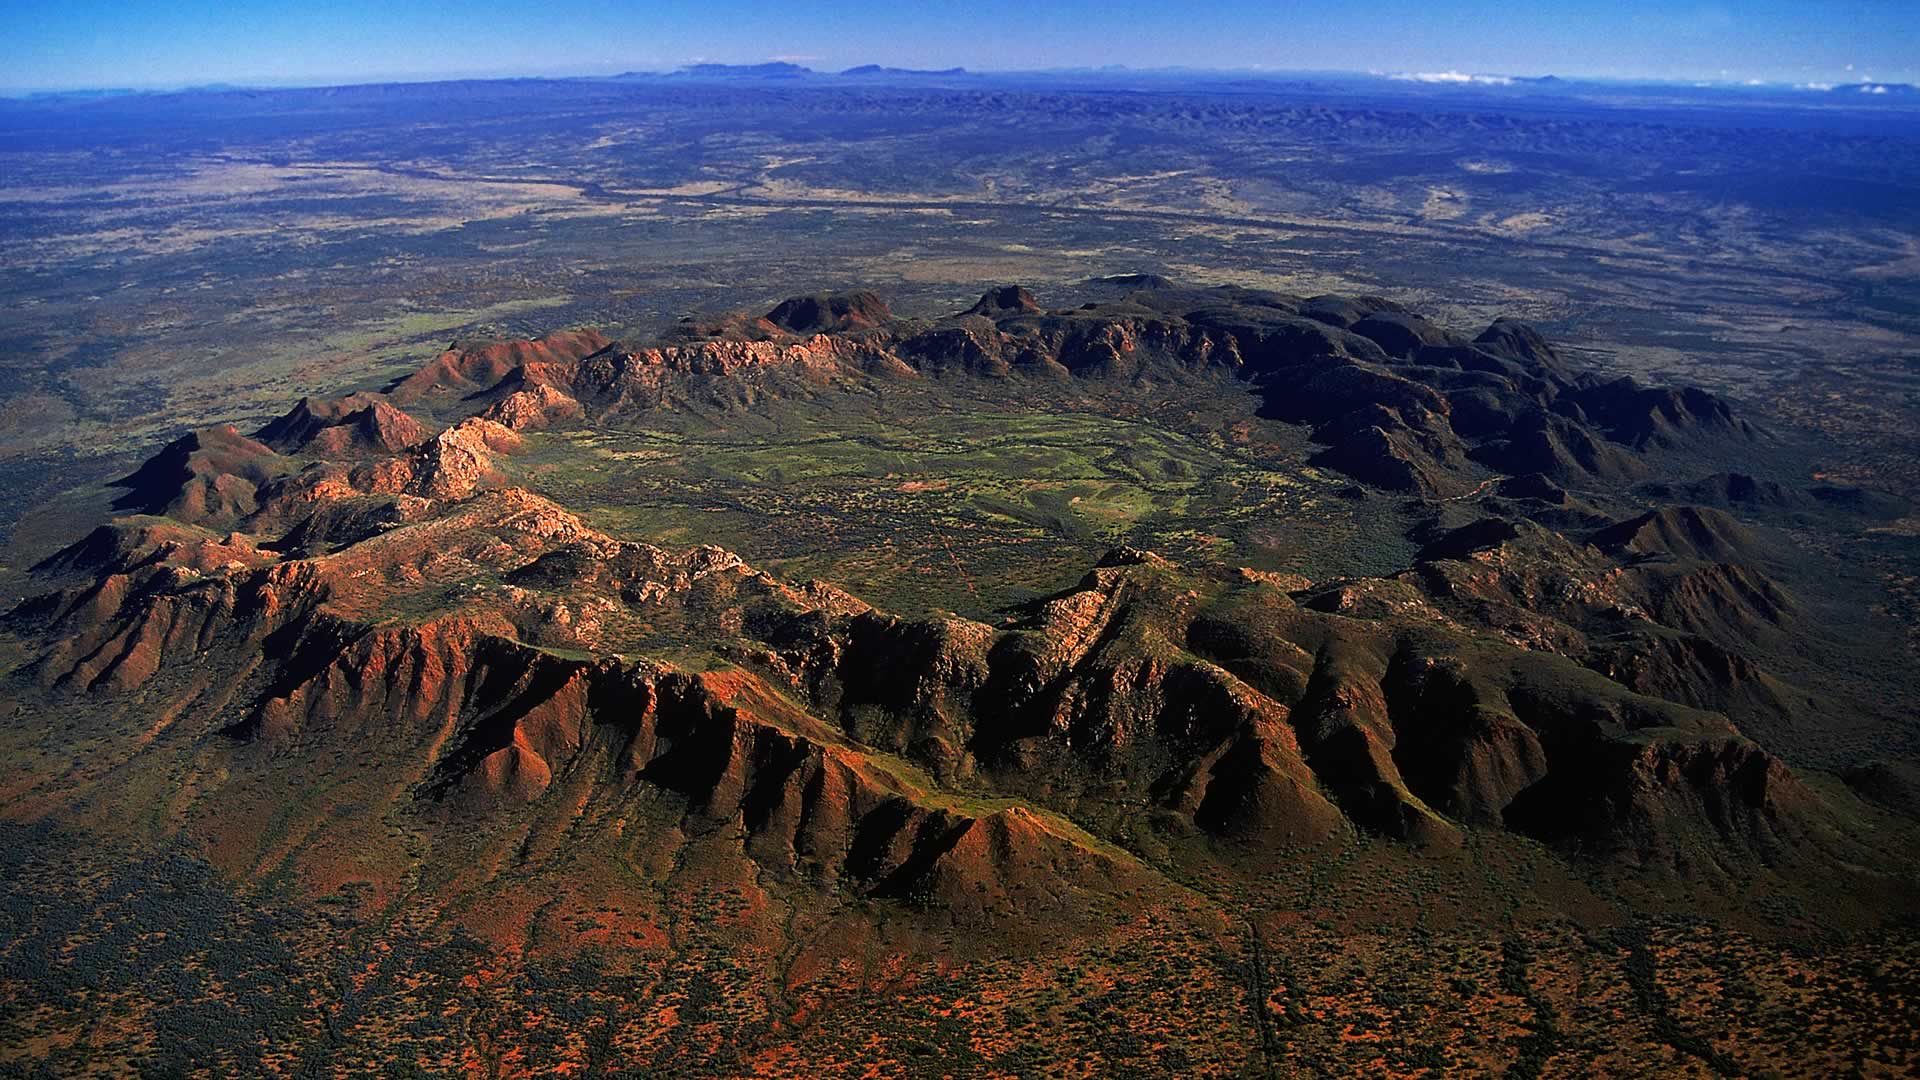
left=4, top=283, right=1909, bottom=921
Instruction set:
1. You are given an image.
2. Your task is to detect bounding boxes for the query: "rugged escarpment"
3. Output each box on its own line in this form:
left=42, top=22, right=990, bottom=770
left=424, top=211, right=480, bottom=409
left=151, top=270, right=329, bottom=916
left=3, top=281, right=1912, bottom=935
left=746, top=548, right=1830, bottom=870
left=368, top=283, right=1753, bottom=500
left=8, top=477, right=1843, bottom=884
left=10, top=486, right=1163, bottom=915
left=105, top=284, right=1761, bottom=540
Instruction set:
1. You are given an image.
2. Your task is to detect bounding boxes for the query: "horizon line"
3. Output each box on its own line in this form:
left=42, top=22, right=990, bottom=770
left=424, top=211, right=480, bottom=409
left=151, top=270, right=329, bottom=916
left=5, top=61, right=1916, bottom=100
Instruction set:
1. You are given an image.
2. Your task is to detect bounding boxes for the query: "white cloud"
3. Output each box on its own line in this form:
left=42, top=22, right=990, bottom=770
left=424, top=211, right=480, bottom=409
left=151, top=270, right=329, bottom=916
left=1390, top=70, right=1514, bottom=86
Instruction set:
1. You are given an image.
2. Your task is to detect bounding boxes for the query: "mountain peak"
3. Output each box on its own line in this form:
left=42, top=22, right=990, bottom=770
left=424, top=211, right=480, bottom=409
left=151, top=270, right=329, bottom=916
left=764, top=290, right=894, bottom=333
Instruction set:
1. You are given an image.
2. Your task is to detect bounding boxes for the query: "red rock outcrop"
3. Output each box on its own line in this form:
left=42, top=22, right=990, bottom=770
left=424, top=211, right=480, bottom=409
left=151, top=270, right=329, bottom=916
left=388, top=329, right=611, bottom=403
left=4, top=281, right=1857, bottom=915
left=109, top=425, right=286, bottom=524
left=256, top=393, right=428, bottom=455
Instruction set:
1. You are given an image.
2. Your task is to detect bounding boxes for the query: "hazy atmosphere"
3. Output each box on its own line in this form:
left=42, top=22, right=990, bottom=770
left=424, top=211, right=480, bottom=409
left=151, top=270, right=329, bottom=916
left=5, top=0, right=1918, bottom=90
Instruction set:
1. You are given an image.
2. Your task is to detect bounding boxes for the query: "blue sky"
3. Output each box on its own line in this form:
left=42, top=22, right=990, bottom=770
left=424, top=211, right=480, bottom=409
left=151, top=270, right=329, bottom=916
left=4, top=0, right=1916, bottom=91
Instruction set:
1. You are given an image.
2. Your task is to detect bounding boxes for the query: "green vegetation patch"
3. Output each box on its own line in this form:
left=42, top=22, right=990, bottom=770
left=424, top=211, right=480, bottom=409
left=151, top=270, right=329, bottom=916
left=508, top=388, right=1398, bottom=618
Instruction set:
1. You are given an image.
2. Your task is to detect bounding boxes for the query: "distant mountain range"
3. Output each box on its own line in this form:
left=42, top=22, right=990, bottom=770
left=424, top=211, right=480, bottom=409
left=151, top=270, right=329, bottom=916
left=841, top=64, right=971, bottom=78
left=10, top=65, right=1918, bottom=103
left=607, top=62, right=973, bottom=82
